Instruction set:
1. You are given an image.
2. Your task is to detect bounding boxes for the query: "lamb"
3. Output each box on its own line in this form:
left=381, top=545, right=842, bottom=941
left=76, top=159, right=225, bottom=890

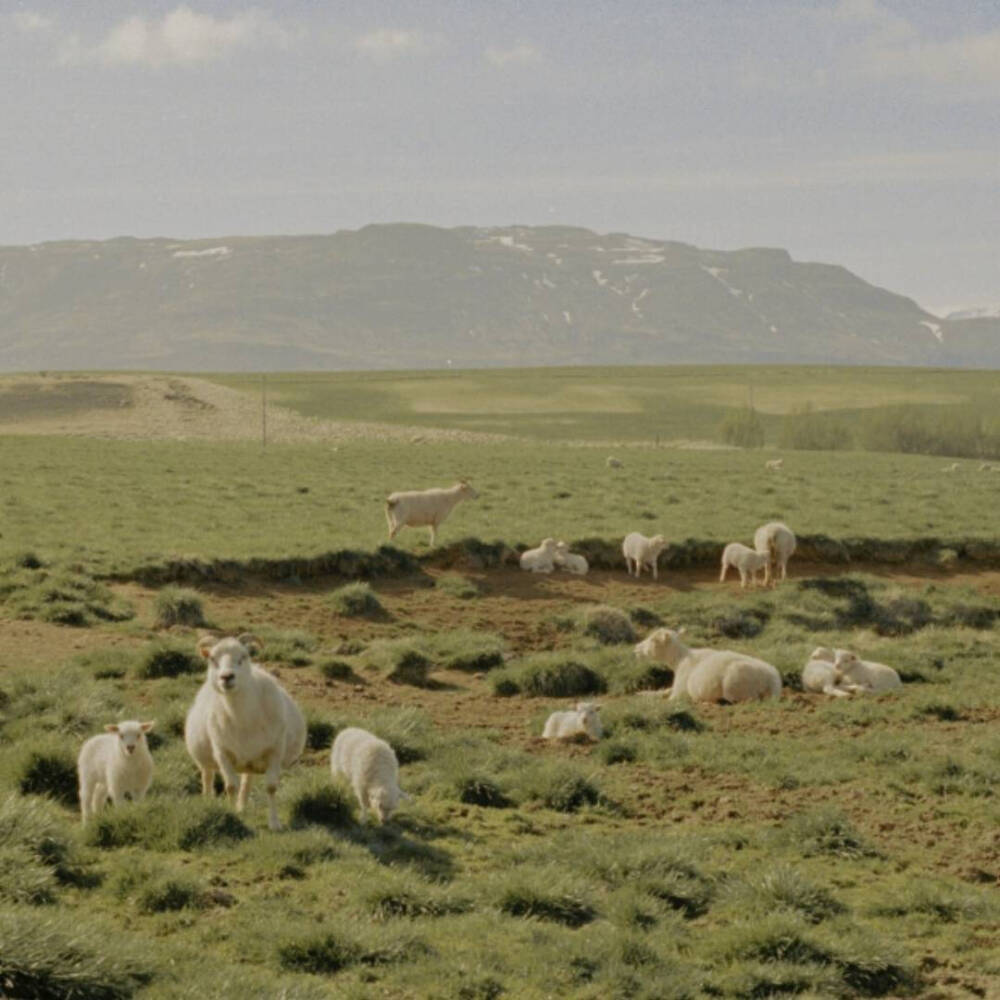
left=385, top=481, right=479, bottom=547
left=331, top=727, right=408, bottom=823
left=184, top=634, right=306, bottom=831
left=623, top=532, right=668, bottom=580
left=764, top=458, right=784, bottom=470
left=606, top=456, right=623, bottom=469
left=554, top=541, right=589, bottom=575
left=833, top=648, right=902, bottom=693
left=520, top=537, right=560, bottom=573
left=753, top=521, right=796, bottom=586
left=542, top=702, right=603, bottom=742
left=801, top=648, right=857, bottom=698
left=77, top=720, right=155, bottom=823
left=639, top=627, right=781, bottom=703
left=719, top=542, right=768, bottom=589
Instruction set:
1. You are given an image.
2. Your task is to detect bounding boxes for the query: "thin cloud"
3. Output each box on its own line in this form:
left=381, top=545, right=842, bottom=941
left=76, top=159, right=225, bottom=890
left=484, top=43, right=541, bottom=68
left=354, top=28, right=432, bottom=63
left=13, top=11, right=54, bottom=32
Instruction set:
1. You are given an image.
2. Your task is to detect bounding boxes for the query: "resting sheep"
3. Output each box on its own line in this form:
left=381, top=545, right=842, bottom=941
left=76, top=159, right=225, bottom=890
left=764, top=458, right=784, bottom=470
left=77, top=720, right=155, bottom=823
left=623, top=532, right=668, bottom=580
left=554, top=541, right=589, bottom=575
left=542, top=702, right=602, bottom=742
left=185, top=634, right=306, bottom=831
left=385, top=481, right=478, bottom=547
left=331, top=727, right=408, bottom=823
left=520, top=537, right=559, bottom=573
left=639, top=627, right=781, bottom=703
left=719, top=542, right=768, bottom=589
left=801, top=648, right=861, bottom=697
left=833, top=648, right=902, bottom=693
left=753, top=521, right=796, bottom=586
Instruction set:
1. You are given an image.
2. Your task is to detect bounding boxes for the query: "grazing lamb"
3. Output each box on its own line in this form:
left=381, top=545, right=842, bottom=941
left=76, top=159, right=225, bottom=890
left=719, top=542, right=768, bottom=589
left=606, top=456, right=623, bottom=469
left=331, top=727, right=408, bottom=823
left=554, top=541, right=589, bottom=575
left=520, top=537, right=560, bottom=573
left=542, top=702, right=603, bottom=742
left=385, top=481, right=479, bottom=547
left=639, top=627, right=781, bottom=703
left=753, top=521, right=796, bottom=587
left=623, top=532, right=668, bottom=580
left=833, top=649, right=902, bottom=693
left=764, top=458, right=784, bottom=470
left=77, top=720, right=155, bottom=823
left=185, top=634, right=306, bottom=831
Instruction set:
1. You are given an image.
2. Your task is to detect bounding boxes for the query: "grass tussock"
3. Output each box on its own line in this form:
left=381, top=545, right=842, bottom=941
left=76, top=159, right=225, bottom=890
left=152, top=586, right=207, bottom=628
left=289, top=781, right=354, bottom=830
left=492, top=652, right=606, bottom=698
left=17, top=749, right=78, bottom=808
left=132, top=640, right=203, bottom=679
left=580, top=604, right=637, bottom=645
left=434, top=574, right=481, bottom=599
left=0, top=565, right=134, bottom=627
left=329, top=581, right=384, bottom=617
left=359, top=639, right=432, bottom=686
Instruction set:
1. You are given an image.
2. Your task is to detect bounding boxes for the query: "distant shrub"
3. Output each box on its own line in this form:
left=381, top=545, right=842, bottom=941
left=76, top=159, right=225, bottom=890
left=330, top=581, right=383, bottom=617
left=496, top=653, right=606, bottom=698
left=859, top=402, right=1000, bottom=459
left=779, top=403, right=853, bottom=451
left=580, top=605, right=636, bottom=645
left=360, top=640, right=431, bottom=686
left=719, top=405, right=765, bottom=449
left=133, top=641, right=202, bottom=679
left=939, top=603, right=997, bottom=629
left=628, top=606, right=663, bottom=628
left=153, top=586, right=207, bottom=628
left=18, top=750, right=78, bottom=807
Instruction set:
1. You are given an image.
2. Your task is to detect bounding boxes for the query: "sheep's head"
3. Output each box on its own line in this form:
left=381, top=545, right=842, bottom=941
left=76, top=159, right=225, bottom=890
left=555, top=540, right=569, bottom=555
left=810, top=646, right=836, bottom=663
left=640, top=627, right=687, bottom=665
left=575, top=702, right=602, bottom=738
left=197, top=634, right=260, bottom=694
left=105, top=720, right=154, bottom=756
left=371, top=786, right=399, bottom=824
left=649, top=534, right=667, bottom=552
left=457, top=481, right=479, bottom=500
left=540, top=537, right=558, bottom=551
left=833, top=649, right=860, bottom=679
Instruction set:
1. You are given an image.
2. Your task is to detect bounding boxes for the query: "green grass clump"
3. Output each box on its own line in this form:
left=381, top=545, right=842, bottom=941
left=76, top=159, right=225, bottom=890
left=277, top=930, right=430, bottom=975
left=434, top=574, right=480, bottom=599
left=254, top=626, right=319, bottom=666
left=73, top=647, right=134, bottom=680
left=133, top=641, right=202, bottom=679
left=580, top=605, right=636, bottom=645
left=177, top=803, right=254, bottom=851
left=18, top=749, right=78, bottom=807
left=137, top=877, right=206, bottom=914
left=0, top=846, right=59, bottom=905
left=359, top=639, right=432, bottom=686
left=493, top=652, right=606, bottom=698
left=289, top=783, right=354, bottom=829
left=777, top=808, right=882, bottom=860
left=0, top=565, right=133, bottom=627
left=455, top=774, right=512, bottom=809
left=316, top=658, right=359, bottom=682
left=423, top=630, right=505, bottom=672
left=497, top=882, right=597, bottom=927
left=723, top=865, right=847, bottom=924
left=517, top=761, right=601, bottom=813
left=329, top=581, right=384, bottom=617
left=152, top=586, right=207, bottom=628
left=305, top=716, right=337, bottom=751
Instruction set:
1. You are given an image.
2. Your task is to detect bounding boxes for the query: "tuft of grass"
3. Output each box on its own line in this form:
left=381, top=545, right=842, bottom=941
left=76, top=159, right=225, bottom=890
left=493, top=652, right=606, bottom=698
left=359, top=639, right=432, bottom=686
left=73, top=647, right=134, bottom=680
left=289, top=782, right=354, bottom=829
left=133, top=641, right=202, bottom=679
left=724, top=865, right=847, bottom=923
left=517, top=761, right=601, bottom=813
left=316, top=658, right=359, bottom=682
left=177, top=804, right=254, bottom=851
left=456, top=775, right=512, bottom=809
left=254, top=626, right=319, bottom=667
left=497, top=880, right=597, bottom=927
left=580, top=605, right=636, bottom=645
left=152, top=586, right=207, bottom=628
left=18, top=749, right=78, bottom=807
left=137, top=877, right=206, bottom=914
left=776, top=808, right=881, bottom=860
left=423, top=630, right=505, bottom=672
left=435, top=574, right=480, bottom=599
left=277, top=933, right=361, bottom=975
left=329, top=581, right=384, bottom=617
left=305, top=716, right=337, bottom=751
left=0, top=566, right=133, bottom=627
left=596, top=740, right=637, bottom=765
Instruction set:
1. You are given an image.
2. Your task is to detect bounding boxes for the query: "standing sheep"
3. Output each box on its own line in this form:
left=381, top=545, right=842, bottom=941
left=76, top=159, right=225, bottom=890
left=520, top=537, right=560, bottom=573
left=554, top=541, right=589, bottom=575
left=542, top=702, right=602, bottom=742
left=385, top=481, right=479, bottom=547
left=764, top=458, right=784, bottom=470
left=719, top=542, right=768, bottom=589
left=331, top=727, right=408, bottom=823
left=184, top=634, right=306, bottom=831
left=623, top=532, right=668, bottom=580
left=77, top=720, right=155, bottom=823
left=753, top=521, right=796, bottom=587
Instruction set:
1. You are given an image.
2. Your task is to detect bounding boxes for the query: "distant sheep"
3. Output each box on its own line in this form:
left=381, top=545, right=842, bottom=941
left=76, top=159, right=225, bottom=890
left=77, top=720, right=154, bottom=823
left=833, top=648, right=902, bottom=693
left=185, top=634, right=306, bottom=831
left=638, top=627, right=781, bottom=703
left=765, top=458, right=784, bottom=470
left=719, top=542, right=768, bottom=589
left=331, top=727, right=408, bottom=823
left=554, top=541, right=589, bottom=575
left=542, top=702, right=602, bottom=742
left=623, top=532, right=668, bottom=580
left=520, top=537, right=559, bottom=573
left=943, top=462, right=960, bottom=472
left=385, top=481, right=478, bottom=547
left=606, top=457, right=623, bottom=468
left=753, top=521, right=796, bottom=586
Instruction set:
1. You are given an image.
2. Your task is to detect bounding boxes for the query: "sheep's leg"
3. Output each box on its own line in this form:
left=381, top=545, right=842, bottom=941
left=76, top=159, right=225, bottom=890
left=198, top=765, right=216, bottom=796
left=651, top=559, right=658, bottom=581
left=719, top=561, right=728, bottom=583
left=264, top=759, right=283, bottom=831
left=739, top=569, right=748, bottom=589
left=89, top=781, right=107, bottom=819
left=217, top=756, right=240, bottom=808
left=237, top=772, right=252, bottom=812
left=428, top=523, right=437, bottom=547
left=353, top=780, right=368, bottom=823
left=779, top=559, right=788, bottom=583
left=80, top=780, right=93, bottom=822
left=822, top=683, right=851, bottom=699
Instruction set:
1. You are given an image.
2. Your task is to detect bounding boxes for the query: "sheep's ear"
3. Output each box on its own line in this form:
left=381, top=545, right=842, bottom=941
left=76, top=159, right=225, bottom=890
left=236, top=632, right=261, bottom=656
left=196, top=635, right=216, bottom=660
left=105, top=724, right=119, bottom=733
left=140, top=721, right=155, bottom=732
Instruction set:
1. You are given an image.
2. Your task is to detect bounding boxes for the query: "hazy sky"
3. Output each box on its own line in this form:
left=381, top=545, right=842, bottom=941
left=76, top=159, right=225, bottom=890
left=3, top=0, right=998, bottom=314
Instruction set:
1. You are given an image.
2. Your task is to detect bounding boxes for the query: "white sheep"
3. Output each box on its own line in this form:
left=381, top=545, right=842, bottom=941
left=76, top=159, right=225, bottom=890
left=719, top=542, right=768, bottom=589
left=330, top=727, right=408, bottom=823
left=77, top=720, right=154, bottom=823
left=622, top=532, right=668, bottom=580
left=542, top=702, right=603, bottom=742
left=184, top=634, right=306, bottom=831
left=639, top=627, right=781, bottom=703
left=385, top=481, right=479, bottom=547
left=520, top=537, right=559, bottom=573
left=554, top=541, right=589, bottom=575
left=833, top=648, right=902, bottom=693
left=606, top=456, right=623, bottom=469
left=943, top=462, right=960, bottom=472
left=753, top=521, right=796, bottom=586
left=800, top=648, right=858, bottom=697
left=764, top=458, right=784, bottom=470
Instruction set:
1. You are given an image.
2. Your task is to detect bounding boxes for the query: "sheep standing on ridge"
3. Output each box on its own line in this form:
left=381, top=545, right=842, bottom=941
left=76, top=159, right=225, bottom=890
left=542, top=703, right=602, bottom=742
left=77, top=720, right=155, bottom=823
left=185, top=634, right=306, bottom=831
left=719, top=542, right=768, bottom=589
left=554, top=541, right=589, bottom=575
left=385, top=481, right=479, bottom=547
left=331, top=727, right=408, bottom=824
left=638, top=627, right=781, bottom=703
left=753, top=521, right=796, bottom=587
left=520, top=537, right=560, bottom=573
left=623, top=532, right=668, bottom=580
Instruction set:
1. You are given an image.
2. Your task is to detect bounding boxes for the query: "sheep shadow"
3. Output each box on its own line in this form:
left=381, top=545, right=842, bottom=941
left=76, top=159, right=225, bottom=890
left=336, top=820, right=457, bottom=881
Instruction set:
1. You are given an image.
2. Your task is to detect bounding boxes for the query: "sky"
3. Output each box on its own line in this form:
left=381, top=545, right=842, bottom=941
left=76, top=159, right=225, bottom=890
left=2, top=0, right=998, bottom=315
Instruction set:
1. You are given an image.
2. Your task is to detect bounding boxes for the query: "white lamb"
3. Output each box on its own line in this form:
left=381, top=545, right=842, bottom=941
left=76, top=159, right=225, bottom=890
left=77, top=720, right=155, bottom=823
left=800, top=648, right=859, bottom=697
left=542, top=702, right=603, bottom=742
left=765, top=458, right=784, bottom=470
left=520, top=537, right=559, bottom=573
left=753, top=521, right=796, bottom=586
left=385, top=481, right=479, bottom=547
left=719, top=542, right=768, bottom=589
left=184, top=634, right=306, bottom=831
left=639, top=627, right=781, bottom=703
left=554, top=541, right=589, bottom=575
left=623, top=532, right=668, bottom=580
left=330, top=727, right=408, bottom=823
left=833, top=648, right=902, bottom=693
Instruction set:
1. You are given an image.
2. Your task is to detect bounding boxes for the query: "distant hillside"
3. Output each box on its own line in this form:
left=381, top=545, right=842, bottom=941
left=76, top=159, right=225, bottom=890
left=1, top=224, right=997, bottom=370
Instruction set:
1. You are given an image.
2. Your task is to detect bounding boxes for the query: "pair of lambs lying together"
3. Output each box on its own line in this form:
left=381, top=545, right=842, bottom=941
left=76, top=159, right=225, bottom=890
left=520, top=538, right=589, bottom=575
left=78, top=635, right=407, bottom=828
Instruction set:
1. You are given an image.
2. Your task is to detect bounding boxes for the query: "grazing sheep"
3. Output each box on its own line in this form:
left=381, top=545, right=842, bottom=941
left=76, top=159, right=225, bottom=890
left=520, top=537, right=560, bottom=573
left=185, top=634, right=306, bottom=831
left=764, top=458, right=784, bottom=470
left=719, top=542, right=768, bottom=589
left=542, top=702, right=603, bottom=742
left=978, top=463, right=992, bottom=472
left=385, top=481, right=479, bottom=547
left=606, top=456, right=623, bottom=469
left=753, top=521, right=796, bottom=587
left=554, top=541, right=589, bottom=575
left=834, top=648, right=902, bottom=693
left=639, top=627, right=781, bottom=703
left=623, top=532, right=668, bottom=580
left=77, top=720, right=154, bottom=823
left=943, top=462, right=960, bottom=472
left=331, top=727, right=408, bottom=823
